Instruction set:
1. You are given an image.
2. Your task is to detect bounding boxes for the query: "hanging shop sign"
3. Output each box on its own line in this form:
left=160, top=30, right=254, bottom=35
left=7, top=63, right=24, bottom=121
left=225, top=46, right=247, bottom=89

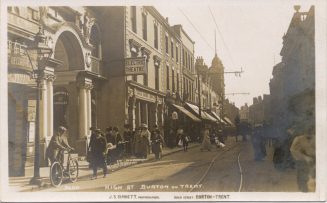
left=125, top=57, right=147, bottom=75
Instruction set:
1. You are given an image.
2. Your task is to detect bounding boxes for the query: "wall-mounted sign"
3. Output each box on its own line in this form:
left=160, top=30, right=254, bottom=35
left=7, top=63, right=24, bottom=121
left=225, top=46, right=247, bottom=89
left=54, top=91, right=69, bottom=105
left=125, top=57, right=147, bottom=75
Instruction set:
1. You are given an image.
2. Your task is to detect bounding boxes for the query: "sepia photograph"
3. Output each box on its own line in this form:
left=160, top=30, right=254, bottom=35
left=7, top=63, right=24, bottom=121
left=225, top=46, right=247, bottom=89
left=0, top=0, right=326, bottom=202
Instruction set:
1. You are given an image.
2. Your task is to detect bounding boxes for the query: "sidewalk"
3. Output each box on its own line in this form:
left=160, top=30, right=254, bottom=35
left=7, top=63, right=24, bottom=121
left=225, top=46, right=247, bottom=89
left=9, top=143, right=200, bottom=192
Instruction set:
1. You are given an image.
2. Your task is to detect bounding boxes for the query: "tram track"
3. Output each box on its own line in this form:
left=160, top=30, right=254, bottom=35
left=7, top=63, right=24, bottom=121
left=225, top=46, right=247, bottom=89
left=188, top=143, right=243, bottom=192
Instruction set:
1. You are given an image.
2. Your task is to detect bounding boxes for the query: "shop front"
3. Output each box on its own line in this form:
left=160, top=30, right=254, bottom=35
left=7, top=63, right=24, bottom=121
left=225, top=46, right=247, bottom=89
left=127, top=81, right=165, bottom=132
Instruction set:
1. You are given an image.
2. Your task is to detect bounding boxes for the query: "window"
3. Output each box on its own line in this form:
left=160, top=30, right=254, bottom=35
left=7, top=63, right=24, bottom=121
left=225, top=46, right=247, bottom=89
left=188, top=53, right=191, bottom=70
left=166, top=65, right=170, bottom=90
left=155, top=66, right=159, bottom=90
left=142, top=13, right=147, bottom=41
left=177, top=72, right=180, bottom=93
left=176, top=46, right=179, bottom=62
left=154, top=24, right=158, bottom=49
left=182, top=49, right=185, bottom=65
left=143, top=56, right=148, bottom=86
left=131, top=6, right=137, bottom=33
left=172, top=69, right=175, bottom=92
left=171, top=41, right=174, bottom=59
left=165, top=35, right=169, bottom=54
left=28, top=8, right=39, bottom=21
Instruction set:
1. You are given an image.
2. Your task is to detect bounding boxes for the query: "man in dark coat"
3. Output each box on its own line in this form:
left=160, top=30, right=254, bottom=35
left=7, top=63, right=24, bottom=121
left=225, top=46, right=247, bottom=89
left=89, top=129, right=108, bottom=179
left=151, top=125, right=164, bottom=160
left=47, top=126, right=74, bottom=165
left=123, top=124, right=133, bottom=155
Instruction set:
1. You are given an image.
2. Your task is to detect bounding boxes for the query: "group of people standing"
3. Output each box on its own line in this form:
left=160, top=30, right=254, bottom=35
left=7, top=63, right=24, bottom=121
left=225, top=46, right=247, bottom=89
left=87, top=123, right=165, bottom=179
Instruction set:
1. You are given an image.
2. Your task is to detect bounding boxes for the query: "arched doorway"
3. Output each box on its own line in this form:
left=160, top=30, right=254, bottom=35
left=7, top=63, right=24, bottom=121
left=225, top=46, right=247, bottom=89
left=53, top=30, right=85, bottom=147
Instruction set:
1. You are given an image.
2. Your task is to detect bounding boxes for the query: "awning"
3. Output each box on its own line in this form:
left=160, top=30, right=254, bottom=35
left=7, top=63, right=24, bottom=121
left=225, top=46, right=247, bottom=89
left=210, top=111, right=227, bottom=124
left=172, top=104, right=201, bottom=122
left=223, top=117, right=234, bottom=126
left=185, top=102, right=218, bottom=122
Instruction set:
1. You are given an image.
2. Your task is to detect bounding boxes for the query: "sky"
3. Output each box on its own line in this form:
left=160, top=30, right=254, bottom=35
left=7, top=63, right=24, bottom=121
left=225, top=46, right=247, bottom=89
left=155, top=1, right=313, bottom=108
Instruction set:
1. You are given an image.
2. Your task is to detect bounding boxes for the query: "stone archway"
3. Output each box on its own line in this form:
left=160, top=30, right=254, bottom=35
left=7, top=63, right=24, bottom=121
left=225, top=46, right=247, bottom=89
left=54, top=31, right=85, bottom=71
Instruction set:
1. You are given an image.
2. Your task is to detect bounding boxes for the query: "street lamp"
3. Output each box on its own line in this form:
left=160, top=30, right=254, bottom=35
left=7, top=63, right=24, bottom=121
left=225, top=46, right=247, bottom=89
left=25, top=26, right=53, bottom=185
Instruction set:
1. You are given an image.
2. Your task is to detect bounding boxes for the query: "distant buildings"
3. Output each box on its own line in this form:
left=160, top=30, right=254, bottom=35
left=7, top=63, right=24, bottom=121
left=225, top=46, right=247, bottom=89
left=248, top=94, right=271, bottom=126
left=239, top=103, right=249, bottom=121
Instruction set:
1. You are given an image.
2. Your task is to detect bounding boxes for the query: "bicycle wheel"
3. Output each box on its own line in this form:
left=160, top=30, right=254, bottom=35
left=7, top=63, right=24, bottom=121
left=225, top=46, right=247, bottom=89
left=50, top=162, right=63, bottom=187
left=68, top=159, right=79, bottom=183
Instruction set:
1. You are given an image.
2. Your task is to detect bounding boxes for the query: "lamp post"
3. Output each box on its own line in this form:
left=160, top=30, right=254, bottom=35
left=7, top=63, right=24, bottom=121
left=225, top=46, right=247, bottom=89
left=25, top=26, right=53, bottom=185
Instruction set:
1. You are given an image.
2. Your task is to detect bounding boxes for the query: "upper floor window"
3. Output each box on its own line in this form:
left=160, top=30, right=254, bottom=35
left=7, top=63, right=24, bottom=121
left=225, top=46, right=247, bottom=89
left=171, top=41, right=174, bottom=59
left=182, top=48, right=185, bottom=65
left=27, top=7, right=39, bottom=21
left=142, top=13, right=147, bottom=41
left=165, top=35, right=169, bottom=54
left=166, top=65, right=170, bottom=90
left=131, top=6, right=137, bottom=33
left=172, top=68, right=175, bottom=92
left=176, top=46, right=179, bottom=62
left=154, top=24, right=158, bottom=49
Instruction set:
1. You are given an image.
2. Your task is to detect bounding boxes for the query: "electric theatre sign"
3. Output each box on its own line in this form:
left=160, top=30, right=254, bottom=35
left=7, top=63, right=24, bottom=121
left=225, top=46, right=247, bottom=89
left=125, top=57, right=147, bottom=75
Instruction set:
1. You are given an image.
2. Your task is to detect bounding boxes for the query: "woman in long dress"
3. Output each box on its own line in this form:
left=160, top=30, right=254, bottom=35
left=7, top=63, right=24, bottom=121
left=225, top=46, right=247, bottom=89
left=200, top=128, right=211, bottom=151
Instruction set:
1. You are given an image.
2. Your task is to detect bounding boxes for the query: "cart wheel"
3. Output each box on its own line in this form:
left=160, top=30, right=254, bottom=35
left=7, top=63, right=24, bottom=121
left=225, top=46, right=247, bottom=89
left=50, top=162, right=63, bottom=187
left=68, top=159, right=79, bottom=183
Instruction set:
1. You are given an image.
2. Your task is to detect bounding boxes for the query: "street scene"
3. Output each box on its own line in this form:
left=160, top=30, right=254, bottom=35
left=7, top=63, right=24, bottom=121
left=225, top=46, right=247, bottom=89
left=4, top=2, right=318, bottom=199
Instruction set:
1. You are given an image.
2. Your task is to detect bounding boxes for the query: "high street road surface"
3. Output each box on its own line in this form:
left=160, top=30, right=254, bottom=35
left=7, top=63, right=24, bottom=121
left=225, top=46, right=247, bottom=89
left=40, top=137, right=298, bottom=192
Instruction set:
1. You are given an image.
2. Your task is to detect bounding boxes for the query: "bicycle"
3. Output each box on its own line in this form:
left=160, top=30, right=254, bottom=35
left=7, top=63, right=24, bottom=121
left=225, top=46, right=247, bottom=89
left=50, top=149, right=79, bottom=187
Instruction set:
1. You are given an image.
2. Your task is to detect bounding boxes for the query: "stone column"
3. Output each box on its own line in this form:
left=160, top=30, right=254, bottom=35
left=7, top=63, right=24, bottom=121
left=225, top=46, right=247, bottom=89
left=145, top=102, right=149, bottom=126
left=154, top=102, right=158, bottom=126
left=47, top=76, right=55, bottom=139
left=136, top=101, right=141, bottom=127
left=40, top=67, right=55, bottom=166
left=39, top=79, right=48, bottom=141
left=77, top=78, right=93, bottom=156
left=131, top=96, right=136, bottom=130
left=86, top=88, right=92, bottom=135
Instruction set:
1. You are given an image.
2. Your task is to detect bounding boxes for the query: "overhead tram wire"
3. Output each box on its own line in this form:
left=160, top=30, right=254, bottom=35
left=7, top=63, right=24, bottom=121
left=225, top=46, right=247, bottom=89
left=208, top=7, right=236, bottom=68
left=178, top=8, right=215, bottom=52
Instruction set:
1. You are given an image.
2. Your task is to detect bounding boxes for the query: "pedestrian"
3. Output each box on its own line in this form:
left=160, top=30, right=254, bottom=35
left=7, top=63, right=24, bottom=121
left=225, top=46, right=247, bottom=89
left=104, top=127, right=115, bottom=164
left=178, top=126, right=188, bottom=152
left=252, top=124, right=264, bottom=161
left=151, top=125, right=164, bottom=160
left=200, top=127, right=211, bottom=151
left=139, top=123, right=151, bottom=159
left=105, top=127, right=115, bottom=145
left=290, top=125, right=315, bottom=192
left=89, top=129, right=108, bottom=179
left=123, top=124, right=133, bottom=156
left=133, top=127, right=142, bottom=157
